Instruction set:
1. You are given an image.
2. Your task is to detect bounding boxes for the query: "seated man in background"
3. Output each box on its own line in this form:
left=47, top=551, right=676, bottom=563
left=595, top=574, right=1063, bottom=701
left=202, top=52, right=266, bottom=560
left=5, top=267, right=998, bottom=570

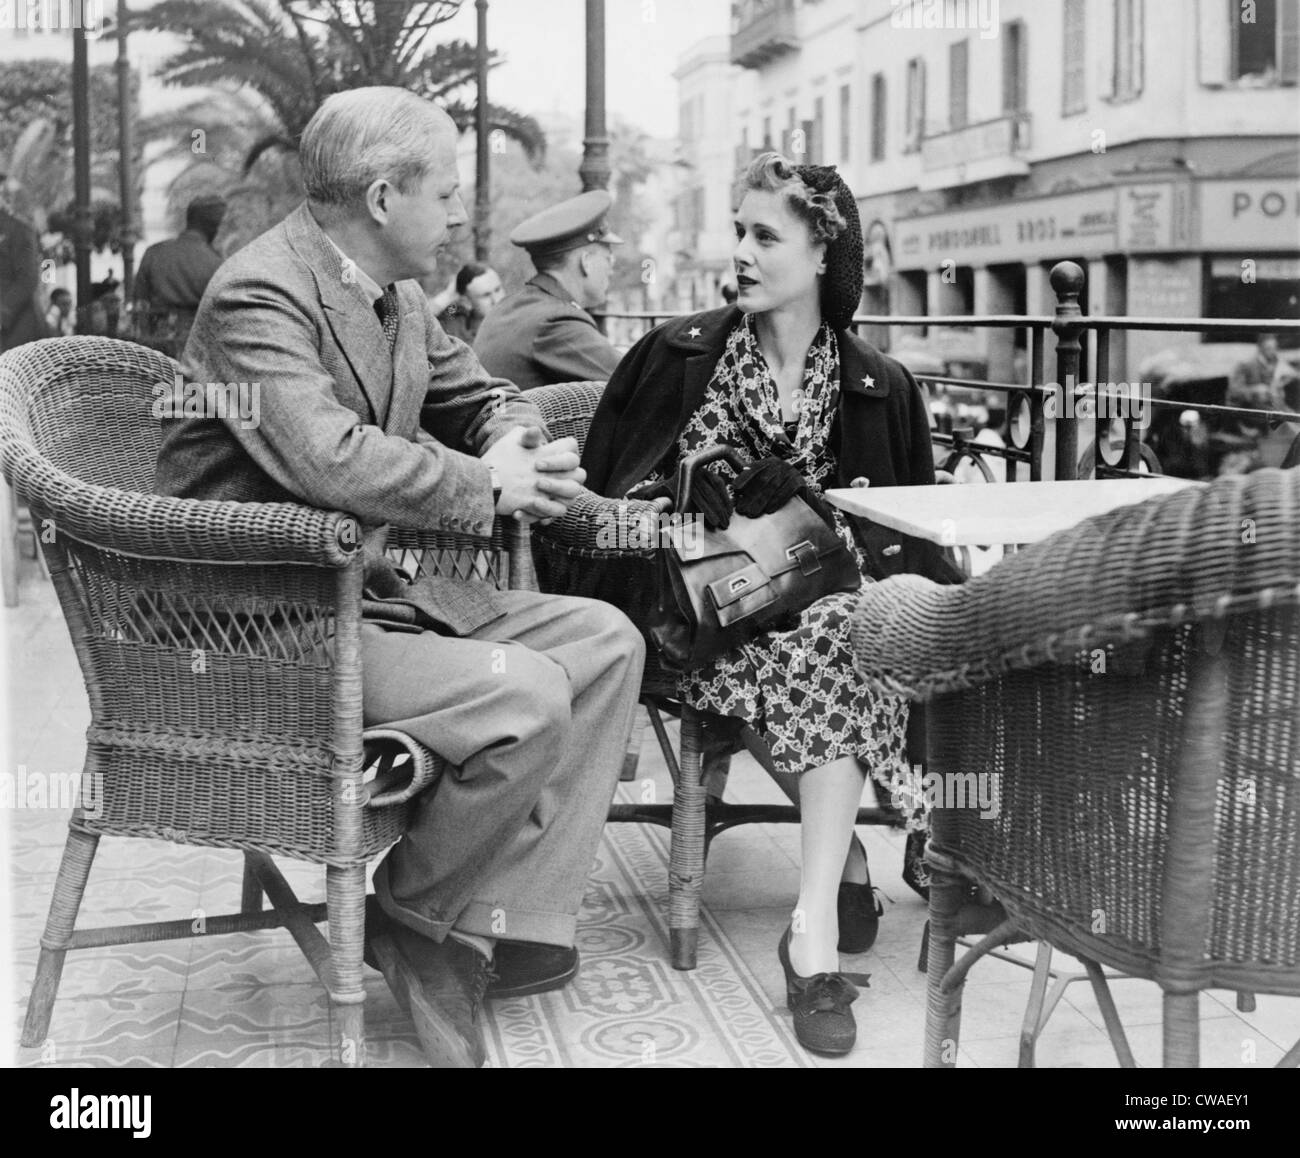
left=154, top=87, right=645, bottom=1069
left=132, top=194, right=227, bottom=356
left=437, top=261, right=505, bottom=343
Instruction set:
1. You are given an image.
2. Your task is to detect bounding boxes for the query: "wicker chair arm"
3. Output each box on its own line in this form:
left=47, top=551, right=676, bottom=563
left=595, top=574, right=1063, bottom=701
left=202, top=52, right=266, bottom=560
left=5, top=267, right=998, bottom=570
left=531, top=487, right=673, bottom=557
left=2, top=438, right=361, bottom=567
left=852, top=468, right=1300, bottom=701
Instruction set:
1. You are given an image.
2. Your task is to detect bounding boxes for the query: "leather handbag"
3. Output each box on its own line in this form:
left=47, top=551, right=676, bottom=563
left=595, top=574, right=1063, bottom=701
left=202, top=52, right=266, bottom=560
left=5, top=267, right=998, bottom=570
left=649, top=445, right=861, bottom=672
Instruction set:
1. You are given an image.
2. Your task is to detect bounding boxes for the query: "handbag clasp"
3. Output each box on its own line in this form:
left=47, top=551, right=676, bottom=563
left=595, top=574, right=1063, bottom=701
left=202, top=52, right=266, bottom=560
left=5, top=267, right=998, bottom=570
left=786, top=540, right=822, bottom=577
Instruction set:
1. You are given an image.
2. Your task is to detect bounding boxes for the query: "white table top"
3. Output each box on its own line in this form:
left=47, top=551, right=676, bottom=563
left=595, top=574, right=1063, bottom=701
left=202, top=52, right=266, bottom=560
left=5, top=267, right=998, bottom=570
left=825, top=477, right=1202, bottom=547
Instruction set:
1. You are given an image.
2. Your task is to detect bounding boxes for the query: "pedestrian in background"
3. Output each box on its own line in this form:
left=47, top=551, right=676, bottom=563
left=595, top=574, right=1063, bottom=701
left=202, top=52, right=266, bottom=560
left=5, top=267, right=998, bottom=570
left=437, top=262, right=505, bottom=344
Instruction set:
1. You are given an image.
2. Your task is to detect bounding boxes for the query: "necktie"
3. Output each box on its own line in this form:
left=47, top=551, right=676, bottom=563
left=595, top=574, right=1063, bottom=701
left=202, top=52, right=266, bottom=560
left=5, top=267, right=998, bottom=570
left=376, top=285, right=399, bottom=353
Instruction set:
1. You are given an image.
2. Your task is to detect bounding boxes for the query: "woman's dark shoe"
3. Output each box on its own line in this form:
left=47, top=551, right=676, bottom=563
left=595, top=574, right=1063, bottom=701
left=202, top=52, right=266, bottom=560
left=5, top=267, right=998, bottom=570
left=837, top=835, right=883, bottom=953
left=903, top=830, right=931, bottom=900
left=837, top=882, right=884, bottom=954
left=778, top=926, right=863, bottom=1056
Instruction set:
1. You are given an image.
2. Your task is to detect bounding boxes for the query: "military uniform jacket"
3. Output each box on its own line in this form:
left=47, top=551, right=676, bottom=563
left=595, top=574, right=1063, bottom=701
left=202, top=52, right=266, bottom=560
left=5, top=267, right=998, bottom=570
left=154, top=202, right=546, bottom=636
left=473, top=272, right=622, bottom=390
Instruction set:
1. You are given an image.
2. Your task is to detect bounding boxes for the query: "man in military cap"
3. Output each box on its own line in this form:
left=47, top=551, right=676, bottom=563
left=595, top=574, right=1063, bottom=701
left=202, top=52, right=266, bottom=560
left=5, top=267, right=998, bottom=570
left=474, top=190, right=623, bottom=390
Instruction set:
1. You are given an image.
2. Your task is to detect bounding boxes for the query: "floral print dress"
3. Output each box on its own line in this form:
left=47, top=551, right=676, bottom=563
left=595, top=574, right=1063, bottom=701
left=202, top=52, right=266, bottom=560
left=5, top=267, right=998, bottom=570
left=634, top=313, right=913, bottom=811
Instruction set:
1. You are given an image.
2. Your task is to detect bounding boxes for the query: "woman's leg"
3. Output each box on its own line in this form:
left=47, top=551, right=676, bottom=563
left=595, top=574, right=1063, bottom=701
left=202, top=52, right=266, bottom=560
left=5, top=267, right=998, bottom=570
left=749, top=751, right=869, bottom=884
left=787, top=755, right=867, bottom=976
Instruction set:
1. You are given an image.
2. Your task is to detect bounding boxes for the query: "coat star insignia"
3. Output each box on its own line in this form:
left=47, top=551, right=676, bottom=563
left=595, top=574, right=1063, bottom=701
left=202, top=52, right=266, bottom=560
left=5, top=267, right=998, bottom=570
left=688, top=326, right=702, bottom=339
left=863, top=374, right=876, bottom=390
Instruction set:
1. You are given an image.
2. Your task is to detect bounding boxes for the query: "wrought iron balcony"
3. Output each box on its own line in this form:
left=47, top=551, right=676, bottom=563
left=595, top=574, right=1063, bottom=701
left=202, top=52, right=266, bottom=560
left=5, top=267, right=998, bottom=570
left=730, top=0, right=798, bottom=70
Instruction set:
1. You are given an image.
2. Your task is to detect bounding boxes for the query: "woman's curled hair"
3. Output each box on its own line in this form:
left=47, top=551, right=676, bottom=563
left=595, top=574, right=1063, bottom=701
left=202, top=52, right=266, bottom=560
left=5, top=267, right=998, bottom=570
left=740, top=152, right=847, bottom=245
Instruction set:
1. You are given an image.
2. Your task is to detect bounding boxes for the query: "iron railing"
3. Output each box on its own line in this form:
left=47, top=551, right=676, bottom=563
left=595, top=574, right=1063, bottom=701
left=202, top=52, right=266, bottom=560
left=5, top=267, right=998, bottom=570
left=596, top=262, right=1300, bottom=484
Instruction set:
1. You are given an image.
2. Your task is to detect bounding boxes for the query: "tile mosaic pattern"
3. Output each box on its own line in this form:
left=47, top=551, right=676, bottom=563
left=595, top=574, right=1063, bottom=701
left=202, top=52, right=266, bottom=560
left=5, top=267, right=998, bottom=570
left=7, top=567, right=1300, bottom=1068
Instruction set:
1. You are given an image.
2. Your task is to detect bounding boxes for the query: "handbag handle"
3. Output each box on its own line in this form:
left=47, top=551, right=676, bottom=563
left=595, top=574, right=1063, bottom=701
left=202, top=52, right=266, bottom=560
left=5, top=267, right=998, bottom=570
left=674, top=445, right=749, bottom=515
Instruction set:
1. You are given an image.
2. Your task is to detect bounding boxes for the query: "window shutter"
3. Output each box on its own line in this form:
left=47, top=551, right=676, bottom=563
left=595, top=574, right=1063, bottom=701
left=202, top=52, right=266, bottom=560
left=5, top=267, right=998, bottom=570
left=1281, top=0, right=1299, bottom=84
left=950, top=39, right=969, bottom=128
left=1098, top=0, right=1118, bottom=96
left=1198, top=0, right=1230, bottom=85
left=1133, top=0, right=1145, bottom=95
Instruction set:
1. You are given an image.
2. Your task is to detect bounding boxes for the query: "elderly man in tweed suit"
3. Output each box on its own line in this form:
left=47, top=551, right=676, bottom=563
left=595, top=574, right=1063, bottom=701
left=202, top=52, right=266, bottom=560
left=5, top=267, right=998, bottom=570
left=155, top=88, right=645, bottom=1068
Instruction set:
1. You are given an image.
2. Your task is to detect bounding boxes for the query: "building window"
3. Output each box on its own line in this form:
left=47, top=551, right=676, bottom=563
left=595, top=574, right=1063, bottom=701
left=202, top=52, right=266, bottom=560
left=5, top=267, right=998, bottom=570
left=870, top=72, right=886, bottom=161
left=762, top=116, right=772, bottom=149
left=839, top=83, right=851, bottom=161
left=783, top=105, right=797, bottom=156
left=1002, top=20, right=1028, bottom=113
left=812, top=94, right=825, bottom=164
left=949, top=39, right=969, bottom=129
left=1063, top=0, right=1087, bottom=113
left=905, top=57, right=926, bottom=151
left=1113, top=0, right=1144, bottom=99
left=1231, top=0, right=1299, bottom=83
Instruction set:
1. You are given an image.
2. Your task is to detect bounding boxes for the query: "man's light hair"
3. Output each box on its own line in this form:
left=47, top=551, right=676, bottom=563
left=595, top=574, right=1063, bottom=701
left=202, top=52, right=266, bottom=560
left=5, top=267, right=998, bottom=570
left=299, top=87, right=450, bottom=210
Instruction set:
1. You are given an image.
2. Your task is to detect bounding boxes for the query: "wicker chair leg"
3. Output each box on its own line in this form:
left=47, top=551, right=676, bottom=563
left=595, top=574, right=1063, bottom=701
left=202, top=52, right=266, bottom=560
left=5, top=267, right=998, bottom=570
left=240, top=853, right=263, bottom=913
left=1081, top=957, right=1137, bottom=1067
left=923, top=859, right=965, bottom=1067
left=1017, top=941, right=1054, bottom=1067
left=326, top=864, right=368, bottom=1068
left=621, top=717, right=644, bottom=782
left=1163, top=991, right=1200, bottom=1068
left=21, top=827, right=100, bottom=1047
left=668, top=706, right=706, bottom=970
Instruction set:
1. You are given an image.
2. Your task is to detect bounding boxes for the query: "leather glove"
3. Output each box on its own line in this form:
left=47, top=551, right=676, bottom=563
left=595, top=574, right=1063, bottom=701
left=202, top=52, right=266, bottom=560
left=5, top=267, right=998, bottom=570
left=731, top=457, right=808, bottom=518
left=629, top=466, right=733, bottom=531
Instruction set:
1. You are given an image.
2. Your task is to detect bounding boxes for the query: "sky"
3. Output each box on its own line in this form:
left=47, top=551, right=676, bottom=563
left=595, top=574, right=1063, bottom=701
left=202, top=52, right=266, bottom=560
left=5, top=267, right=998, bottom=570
left=0, top=0, right=731, bottom=138
left=437, top=0, right=731, bottom=138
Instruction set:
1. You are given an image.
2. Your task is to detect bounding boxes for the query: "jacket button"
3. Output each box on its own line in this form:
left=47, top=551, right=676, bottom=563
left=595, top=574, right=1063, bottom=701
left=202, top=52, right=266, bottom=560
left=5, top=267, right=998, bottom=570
left=883, top=544, right=902, bottom=556
left=850, top=476, right=870, bottom=488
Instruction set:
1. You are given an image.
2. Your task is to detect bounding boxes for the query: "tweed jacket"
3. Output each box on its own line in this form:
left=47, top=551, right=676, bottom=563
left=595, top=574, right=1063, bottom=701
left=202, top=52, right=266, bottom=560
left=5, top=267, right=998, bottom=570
left=473, top=272, right=622, bottom=390
left=581, top=305, right=962, bottom=587
left=154, top=202, right=545, bottom=635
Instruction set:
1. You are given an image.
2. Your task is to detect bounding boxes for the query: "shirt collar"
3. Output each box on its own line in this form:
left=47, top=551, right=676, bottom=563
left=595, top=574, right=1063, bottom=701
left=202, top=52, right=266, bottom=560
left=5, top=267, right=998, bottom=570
left=324, top=233, right=385, bottom=305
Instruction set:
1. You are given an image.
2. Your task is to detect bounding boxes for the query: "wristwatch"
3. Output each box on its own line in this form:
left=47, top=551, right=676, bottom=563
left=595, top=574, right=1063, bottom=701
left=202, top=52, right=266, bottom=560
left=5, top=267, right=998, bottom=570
left=487, top=463, right=503, bottom=507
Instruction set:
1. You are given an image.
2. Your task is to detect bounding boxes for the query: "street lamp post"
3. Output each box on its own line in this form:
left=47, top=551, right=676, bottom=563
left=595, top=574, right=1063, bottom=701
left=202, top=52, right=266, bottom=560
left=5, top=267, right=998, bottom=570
left=580, top=0, right=610, bottom=192
left=116, top=0, right=138, bottom=304
left=71, top=21, right=93, bottom=335
left=475, top=0, right=490, bottom=261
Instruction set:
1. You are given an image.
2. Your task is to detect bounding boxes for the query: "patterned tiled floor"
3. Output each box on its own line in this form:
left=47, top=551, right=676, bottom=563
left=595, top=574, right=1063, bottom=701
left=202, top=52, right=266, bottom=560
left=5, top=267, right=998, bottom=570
left=5, top=562, right=1299, bottom=1068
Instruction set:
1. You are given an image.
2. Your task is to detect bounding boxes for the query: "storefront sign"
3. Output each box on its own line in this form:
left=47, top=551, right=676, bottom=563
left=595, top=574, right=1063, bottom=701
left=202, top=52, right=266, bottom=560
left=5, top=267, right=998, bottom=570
left=1199, top=180, right=1300, bottom=249
left=1210, top=256, right=1300, bottom=280
left=1118, top=182, right=1190, bottom=251
left=895, top=187, right=1117, bottom=269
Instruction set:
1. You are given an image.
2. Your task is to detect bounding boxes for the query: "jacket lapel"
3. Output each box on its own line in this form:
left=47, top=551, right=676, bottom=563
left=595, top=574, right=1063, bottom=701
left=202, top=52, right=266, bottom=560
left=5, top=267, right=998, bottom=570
left=285, top=205, right=395, bottom=427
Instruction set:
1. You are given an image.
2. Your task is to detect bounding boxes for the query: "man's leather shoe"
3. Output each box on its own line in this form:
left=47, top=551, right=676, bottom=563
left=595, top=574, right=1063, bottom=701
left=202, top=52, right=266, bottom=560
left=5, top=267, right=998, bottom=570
left=365, top=912, right=491, bottom=1069
left=485, top=941, right=579, bottom=999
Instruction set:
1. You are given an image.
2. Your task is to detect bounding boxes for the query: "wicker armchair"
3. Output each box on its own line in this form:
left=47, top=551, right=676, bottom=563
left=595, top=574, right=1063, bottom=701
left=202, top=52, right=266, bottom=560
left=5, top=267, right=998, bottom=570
left=0, top=336, right=532, bottom=1066
left=851, top=466, right=1300, bottom=1068
left=529, top=380, right=902, bottom=970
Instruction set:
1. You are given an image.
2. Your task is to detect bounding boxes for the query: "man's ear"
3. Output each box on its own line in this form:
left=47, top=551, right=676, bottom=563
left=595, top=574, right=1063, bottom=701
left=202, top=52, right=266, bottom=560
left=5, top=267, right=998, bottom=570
left=365, top=179, right=392, bottom=225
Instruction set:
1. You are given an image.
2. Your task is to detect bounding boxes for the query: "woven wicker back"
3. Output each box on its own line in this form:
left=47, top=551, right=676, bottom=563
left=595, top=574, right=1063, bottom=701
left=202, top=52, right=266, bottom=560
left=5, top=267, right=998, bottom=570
left=0, top=337, right=393, bottom=865
left=855, top=467, right=1300, bottom=996
left=528, top=381, right=605, bottom=456
left=3, top=337, right=175, bottom=492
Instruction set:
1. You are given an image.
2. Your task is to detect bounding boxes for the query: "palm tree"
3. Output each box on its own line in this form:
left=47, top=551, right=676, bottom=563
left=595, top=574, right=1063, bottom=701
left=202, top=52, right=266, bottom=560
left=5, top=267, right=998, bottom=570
left=132, top=0, right=546, bottom=173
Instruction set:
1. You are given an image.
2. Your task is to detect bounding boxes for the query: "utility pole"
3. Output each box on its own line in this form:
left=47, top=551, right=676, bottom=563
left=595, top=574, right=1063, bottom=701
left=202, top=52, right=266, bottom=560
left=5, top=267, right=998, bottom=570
left=474, top=0, right=490, bottom=261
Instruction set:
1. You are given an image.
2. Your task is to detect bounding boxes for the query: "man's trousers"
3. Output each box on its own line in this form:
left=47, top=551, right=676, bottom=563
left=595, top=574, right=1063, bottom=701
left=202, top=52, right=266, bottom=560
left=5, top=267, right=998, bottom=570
left=363, top=589, right=645, bottom=948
